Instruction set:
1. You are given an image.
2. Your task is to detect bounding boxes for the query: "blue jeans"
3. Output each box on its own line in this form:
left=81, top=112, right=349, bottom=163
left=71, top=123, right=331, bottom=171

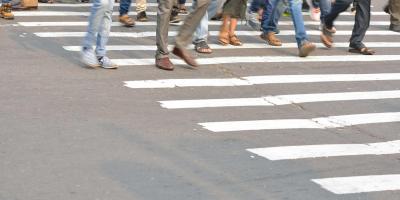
left=261, top=0, right=285, bottom=34
left=263, top=0, right=308, bottom=47
left=119, top=0, right=131, bottom=16
left=192, top=0, right=218, bottom=43
left=82, top=0, right=114, bottom=57
left=2, top=0, right=11, bottom=3
left=249, top=0, right=265, bottom=12
left=318, top=0, right=331, bottom=24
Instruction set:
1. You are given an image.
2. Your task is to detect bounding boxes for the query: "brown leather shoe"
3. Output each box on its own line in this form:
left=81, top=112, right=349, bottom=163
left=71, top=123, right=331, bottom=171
left=172, top=47, right=198, bottom=67
left=119, top=15, right=135, bottom=27
left=155, top=57, right=174, bottom=71
left=260, top=32, right=282, bottom=46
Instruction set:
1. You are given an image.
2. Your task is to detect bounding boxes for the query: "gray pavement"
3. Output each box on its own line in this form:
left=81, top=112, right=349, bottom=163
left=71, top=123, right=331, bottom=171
left=1, top=1, right=400, bottom=199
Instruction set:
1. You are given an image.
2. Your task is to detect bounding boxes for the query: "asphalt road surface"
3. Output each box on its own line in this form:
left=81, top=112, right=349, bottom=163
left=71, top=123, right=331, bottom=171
left=1, top=1, right=400, bottom=199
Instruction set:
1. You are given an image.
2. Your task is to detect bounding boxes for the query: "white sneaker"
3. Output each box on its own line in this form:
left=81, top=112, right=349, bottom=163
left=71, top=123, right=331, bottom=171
left=98, top=56, right=118, bottom=69
left=81, top=48, right=100, bottom=68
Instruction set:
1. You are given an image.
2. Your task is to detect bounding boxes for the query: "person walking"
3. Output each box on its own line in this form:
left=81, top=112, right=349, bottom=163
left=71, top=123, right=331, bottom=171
left=218, top=0, right=248, bottom=46
left=0, top=0, right=14, bottom=20
left=81, top=0, right=118, bottom=69
left=155, top=0, right=211, bottom=70
left=387, top=0, right=400, bottom=32
left=260, top=0, right=316, bottom=57
left=192, top=0, right=218, bottom=53
left=320, top=0, right=375, bottom=55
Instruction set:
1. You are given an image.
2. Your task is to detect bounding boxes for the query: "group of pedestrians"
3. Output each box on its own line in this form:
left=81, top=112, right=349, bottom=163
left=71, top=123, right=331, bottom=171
left=3, top=0, right=395, bottom=70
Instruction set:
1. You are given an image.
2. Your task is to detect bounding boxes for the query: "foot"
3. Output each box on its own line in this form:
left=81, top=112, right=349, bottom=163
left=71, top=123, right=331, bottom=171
left=172, top=47, right=198, bottom=67
left=119, top=15, right=135, bottom=27
left=0, top=3, right=14, bottom=20
left=81, top=48, right=100, bottom=68
left=98, top=56, right=118, bottom=69
left=320, top=25, right=335, bottom=48
left=299, top=41, right=316, bottom=57
left=218, top=31, right=229, bottom=46
left=178, top=4, right=188, bottom=14
left=194, top=41, right=212, bottom=54
left=348, top=47, right=375, bottom=55
left=156, top=57, right=174, bottom=71
left=229, top=35, right=243, bottom=46
left=136, top=11, right=148, bottom=22
left=260, top=32, right=282, bottom=46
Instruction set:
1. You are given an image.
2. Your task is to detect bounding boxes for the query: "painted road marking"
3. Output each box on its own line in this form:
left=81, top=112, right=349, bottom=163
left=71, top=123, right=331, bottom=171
left=159, top=90, right=400, bottom=109
left=124, top=73, right=400, bottom=89
left=12, top=10, right=388, bottom=16
left=111, top=55, right=400, bottom=66
left=64, top=42, right=400, bottom=51
left=34, top=30, right=400, bottom=37
left=199, top=112, right=400, bottom=132
left=312, top=174, right=400, bottom=194
left=247, top=140, right=400, bottom=160
left=19, top=21, right=390, bottom=27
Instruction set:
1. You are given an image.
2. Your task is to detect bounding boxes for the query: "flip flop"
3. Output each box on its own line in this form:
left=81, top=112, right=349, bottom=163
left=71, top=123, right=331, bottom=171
left=194, top=41, right=212, bottom=54
left=349, top=47, right=375, bottom=55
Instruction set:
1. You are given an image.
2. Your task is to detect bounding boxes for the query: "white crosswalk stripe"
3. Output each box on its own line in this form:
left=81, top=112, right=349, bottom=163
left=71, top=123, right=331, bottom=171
left=312, top=175, right=400, bottom=194
left=23, top=3, right=400, bottom=196
left=247, top=140, right=400, bottom=160
left=34, top=30, right=400, bottom=38
left=124, top=73, right=400, bottom=88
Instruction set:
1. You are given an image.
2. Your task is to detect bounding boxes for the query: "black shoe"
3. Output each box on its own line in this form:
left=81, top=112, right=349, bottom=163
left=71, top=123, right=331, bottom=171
left=384, top=4, right=389, bottom=14
left=136, top=11, right=148, bottom=22
left=170, top=9, right=182, bottom=23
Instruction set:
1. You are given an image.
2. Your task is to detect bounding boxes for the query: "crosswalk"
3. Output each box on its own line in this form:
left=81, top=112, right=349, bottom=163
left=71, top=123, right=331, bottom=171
left=15, top=1, right=400, bottom=197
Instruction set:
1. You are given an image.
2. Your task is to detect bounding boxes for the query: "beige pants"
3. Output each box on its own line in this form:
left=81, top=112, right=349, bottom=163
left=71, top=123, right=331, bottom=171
left=390, top=0, right=400, bottom=26
left=156, top=0, right=211, bottom=58
left=136, top=0, right=147, bottom=13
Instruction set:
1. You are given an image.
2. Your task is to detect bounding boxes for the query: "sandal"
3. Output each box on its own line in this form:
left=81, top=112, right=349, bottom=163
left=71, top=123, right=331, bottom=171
left=349, top=47, right=375, bottom=55
left=194, top=41, right=212, bottom=54
left=178, top=5, right=188, bottom=14
left=218, top=32, right=229, bottom=46
left=229, top=35, right=242, bottom=46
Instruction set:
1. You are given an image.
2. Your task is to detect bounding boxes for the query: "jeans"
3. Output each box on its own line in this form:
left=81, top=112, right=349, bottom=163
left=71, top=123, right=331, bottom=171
left=325, top=0, right=370, bottom=49
left=179, top=0, right=185, bottom=4
left=318, top=0, right=331, bottom=23
left=119, top=0, right=147, bottom=15
left=263, top=0, right=308, bottom=47
left=2, top=0, right=11, bottom=3
left=249, top=0, right=265, bottom=12
left=192, top=0, right=218, bottom=43
left=82, top=0, right=113, bottom=57
left=261, top=0, right=285, bottom=34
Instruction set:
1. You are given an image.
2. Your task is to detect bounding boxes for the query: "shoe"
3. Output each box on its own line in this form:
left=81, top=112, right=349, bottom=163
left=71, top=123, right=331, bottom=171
left=229, top=35, right=243, bottom=46
left=0, top=3, right=14, bottom=20
left=390, top=24, right=400, bottom=33
left=169, top=15, right=181, bottom=23
left=298, top=41, right=316, bottom=57
left=136, top=11, right=148, bottom=22
left=81, top=48, right=100, bottom=68
left=260, top=32, right=282, bottom=46
left=98, top=56, right=118, bottom=69
left=320, top=25, right=335, bottom=48
left=169, top=7, right=182, bottom=24
left=155, top=57, right=174, bottom=71
left=246, top=11, right=261, bottom=31
left=178, top=4, right=188, bottom=14
left=119, top=14, right=135, bottom=27
left=172, top=47, right=198, bottom=67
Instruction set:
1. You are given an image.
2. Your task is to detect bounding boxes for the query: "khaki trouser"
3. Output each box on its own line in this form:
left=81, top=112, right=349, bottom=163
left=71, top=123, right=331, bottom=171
left=136, top=0, right=147, bottom=13
left=156, top=0, right=211, bottom=58
left=390, top=0, right=400, bottom=26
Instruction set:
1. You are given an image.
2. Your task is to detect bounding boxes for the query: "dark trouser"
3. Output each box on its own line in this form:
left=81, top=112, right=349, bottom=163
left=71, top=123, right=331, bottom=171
left=325, top=0, right=370, bottom=49
left=390, top=0, right=400, bottom=26
left=156, top=0, right=211, bottom=58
